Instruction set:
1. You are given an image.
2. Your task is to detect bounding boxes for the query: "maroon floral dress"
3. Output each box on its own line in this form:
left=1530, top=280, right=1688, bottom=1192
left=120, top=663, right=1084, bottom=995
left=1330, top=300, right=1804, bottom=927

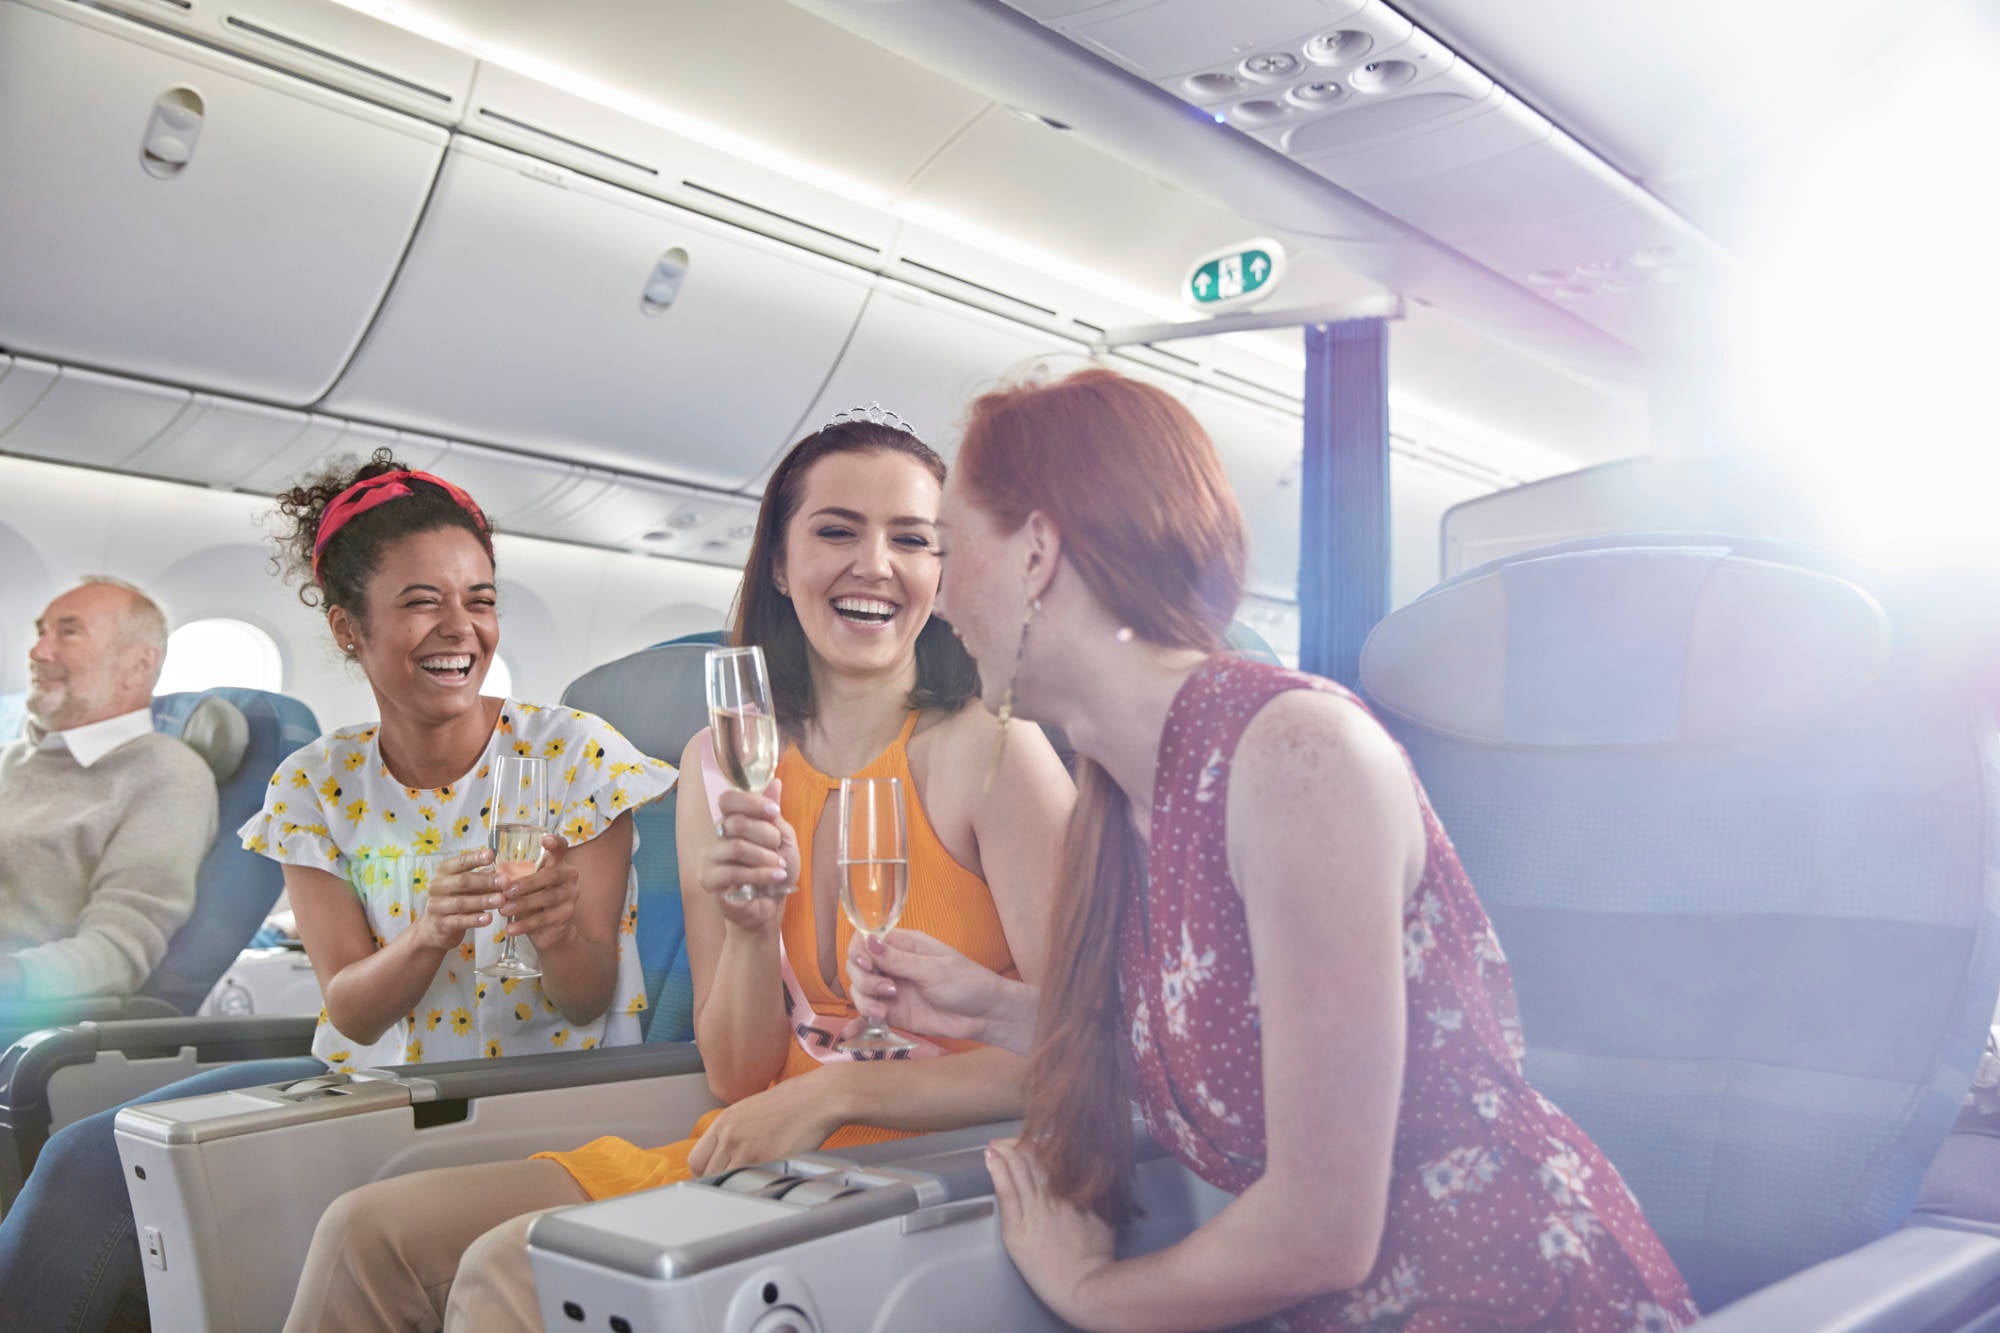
left=1118, top=656, right=1697, bottom=1332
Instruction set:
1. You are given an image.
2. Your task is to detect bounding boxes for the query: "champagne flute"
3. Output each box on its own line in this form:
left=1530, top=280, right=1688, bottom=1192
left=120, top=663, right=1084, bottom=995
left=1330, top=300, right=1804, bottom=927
left=478, top=754, right=546, bottom=980
left=706, top=645, right=785, bottom=905
left=834, top=776, right=914, bottom=1055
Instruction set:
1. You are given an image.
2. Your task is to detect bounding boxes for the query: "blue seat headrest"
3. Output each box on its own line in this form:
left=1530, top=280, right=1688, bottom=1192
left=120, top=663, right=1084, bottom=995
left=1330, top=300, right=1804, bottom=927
left=1361, top=543, right=1892, bottom=747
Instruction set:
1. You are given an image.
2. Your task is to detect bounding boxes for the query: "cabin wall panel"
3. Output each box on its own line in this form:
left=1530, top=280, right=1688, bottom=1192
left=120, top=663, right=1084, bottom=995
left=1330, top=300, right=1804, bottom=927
left=0, top=457, right=741, bottom=742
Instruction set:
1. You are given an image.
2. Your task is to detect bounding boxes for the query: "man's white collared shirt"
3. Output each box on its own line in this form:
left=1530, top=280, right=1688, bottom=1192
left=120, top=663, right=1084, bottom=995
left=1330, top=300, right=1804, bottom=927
left=34, top=707, right=154, bottom=768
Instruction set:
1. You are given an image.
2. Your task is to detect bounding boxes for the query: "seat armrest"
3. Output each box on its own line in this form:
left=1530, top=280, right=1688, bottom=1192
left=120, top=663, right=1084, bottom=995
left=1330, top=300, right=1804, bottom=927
left=0, top=1015, right=315, bottom=1208
left=0, top=995, right=179, bottom=1047
left=378, top=1041, right=705, bottom=1103
left=1693, top=1226, right=2000, bottom=1332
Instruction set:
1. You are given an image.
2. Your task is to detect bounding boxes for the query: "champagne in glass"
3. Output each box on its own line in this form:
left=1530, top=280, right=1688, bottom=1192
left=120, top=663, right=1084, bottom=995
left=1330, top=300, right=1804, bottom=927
left=835, top=776, right=915, bottom=1055
left=706, top=646, right=787, bottom=904
left=478, top=754, right=546, bottom=980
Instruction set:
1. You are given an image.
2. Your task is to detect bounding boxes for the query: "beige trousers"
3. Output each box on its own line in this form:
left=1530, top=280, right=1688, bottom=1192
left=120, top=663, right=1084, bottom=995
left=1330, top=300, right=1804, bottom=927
left=283, top=1158, right=589, bottom=1333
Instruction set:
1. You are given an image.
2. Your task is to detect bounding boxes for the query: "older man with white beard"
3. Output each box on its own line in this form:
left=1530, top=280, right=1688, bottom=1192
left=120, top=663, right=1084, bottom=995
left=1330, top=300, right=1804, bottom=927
left=0, top=577, right=216, bottom=1002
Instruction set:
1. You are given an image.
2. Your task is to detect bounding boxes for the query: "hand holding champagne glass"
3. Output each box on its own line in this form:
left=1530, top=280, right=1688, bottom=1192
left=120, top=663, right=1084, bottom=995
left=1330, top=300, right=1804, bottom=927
left=835, top=776, right=914, bottom=1056
left=479, top=754, right=546, bottom=980
left=706, top=646, right=786, bottom=905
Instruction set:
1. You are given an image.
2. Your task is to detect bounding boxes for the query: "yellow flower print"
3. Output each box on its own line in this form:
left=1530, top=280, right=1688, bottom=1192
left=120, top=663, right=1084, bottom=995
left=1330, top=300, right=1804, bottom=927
left=517, top=702, right=543, bottom=714
left=245, top=833, right=268, bottom=855
left=426, top=1009, right=442, bottom=1030
left=414, top=827, right=442, bottom=855
left=620, top=904, right=636, bottom=936
left=418, top=805, right=437, bottom=822
left=585, top=739, right=606, bottom=771
left=475, top=982, right=488, bottom=1002
left=406, top=1038, right=424, bottom=1062
left=563, top=765, right=578, bottom=785
left=512, top=740, right=532, bottom=757
left=404, top=786, right=422, bottom=801
left=459, top=939, right=475, bottom=963
left=499, top=714, right=514, bottom=734
left=608, top=761, right=637, bottom=780
left=624, top=992, right=646, bottom=1015
left=268, top=771, right=281, bottom=788
left=451, top=1007, right=472, bottom=1035
left=476, top=763, right=490, bottom=781
left=562, top=815, right=593, bottom=843
left=609, top=787, right=631, bottom=812
left=550, top=1029, right=568, bottom=1048
left=342, top=750, right=365, bottom=772
left=318, top=1006, right=329, bottom=1024
left=647, top=757, right=669, bottom=770
left=292, top=768, right=312, bottom=790
left=388, top=902, right=404, bottom=920
left=453, top=815, right=472, bottom=838
left=318, top=775, right=343, bottom=802
left=360, top=726, right=379, bottom=742
left=542, top=993, right=559, bottom=1015
left=271, top=801, right=288, bottom=817
left=327, top=1050, right=351, bottom=1064
left=501, top=977, right=519, bottom=994
left=370, top=931, right=385, bottom=950
left=570, top=709, right=586, bottom=720
left=412, top=866, right=431, bottom=894
left=515, top=1003, right=531, bottom=1022
left=448, top=968, right=459, bottom=984
left=342, top=797, right=368, bottom=823
left=382, top=809, right=398, bottom=824
left=484, top=1039, right=502, bottom=1059
left=437, top=784, right=456, bottom=801
left=580, top=1036, right=599, bottom=1050
left=492, top=929, right=507, bottom=945
left=543, top=737, right=566, bottom=759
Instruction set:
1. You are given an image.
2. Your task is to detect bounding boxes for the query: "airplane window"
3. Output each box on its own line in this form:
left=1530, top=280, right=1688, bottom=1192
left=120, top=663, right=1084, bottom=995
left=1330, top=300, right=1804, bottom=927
left=155, top=619, right=283, bottom=695
left=484, top=653, right=515, bottom=699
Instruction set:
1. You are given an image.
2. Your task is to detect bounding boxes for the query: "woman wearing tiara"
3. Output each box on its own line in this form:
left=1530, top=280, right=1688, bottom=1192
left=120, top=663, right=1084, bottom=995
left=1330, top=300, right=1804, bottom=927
left=282, top=409, right=1073, bottom=1332
left=0, top=454, right=671, bottom=1333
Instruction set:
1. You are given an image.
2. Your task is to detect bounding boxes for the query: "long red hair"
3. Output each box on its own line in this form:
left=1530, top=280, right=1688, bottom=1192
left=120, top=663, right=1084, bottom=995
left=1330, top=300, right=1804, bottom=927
left=956, top=367, right=1246, bottom=1220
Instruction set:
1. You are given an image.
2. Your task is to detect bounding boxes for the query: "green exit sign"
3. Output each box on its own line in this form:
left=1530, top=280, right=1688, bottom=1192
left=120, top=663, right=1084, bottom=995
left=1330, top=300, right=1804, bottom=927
left=1186, top=239, right=1286, bottom=310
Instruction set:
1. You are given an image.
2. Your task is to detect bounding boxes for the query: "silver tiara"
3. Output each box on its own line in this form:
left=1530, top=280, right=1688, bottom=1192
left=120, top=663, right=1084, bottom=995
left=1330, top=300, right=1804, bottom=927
left=824, top=402, right=915, bottom=433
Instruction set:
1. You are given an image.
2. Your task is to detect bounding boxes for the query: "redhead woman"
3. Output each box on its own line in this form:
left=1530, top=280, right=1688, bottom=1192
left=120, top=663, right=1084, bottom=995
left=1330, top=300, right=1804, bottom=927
left=284, top=412, right=1071, bottom=1331
left=0, top=454, right=669, bottom=1333
left=847, top=369, right=1698, bottom=1332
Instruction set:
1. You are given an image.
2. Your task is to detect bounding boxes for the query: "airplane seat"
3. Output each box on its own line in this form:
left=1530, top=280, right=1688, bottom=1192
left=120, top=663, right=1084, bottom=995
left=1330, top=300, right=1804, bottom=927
left=1359, top=534, right=2000, bottom=1325
left=0, top=687, right=320, bottom=1207
left=105, top=639, right=737, bottom=1328
left=566, top=633, right=723, bottom=1043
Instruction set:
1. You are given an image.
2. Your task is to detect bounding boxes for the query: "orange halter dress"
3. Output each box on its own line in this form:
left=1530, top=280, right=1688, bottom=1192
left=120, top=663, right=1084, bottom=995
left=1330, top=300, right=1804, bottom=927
left=540, top=711, right=1018, bottom=1199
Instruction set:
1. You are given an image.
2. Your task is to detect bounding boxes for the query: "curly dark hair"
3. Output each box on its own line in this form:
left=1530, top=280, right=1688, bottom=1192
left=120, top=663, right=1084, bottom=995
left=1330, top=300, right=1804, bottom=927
left=730, top=421, right=979, bottom=727
left=270, top=448, right=497, bottom=620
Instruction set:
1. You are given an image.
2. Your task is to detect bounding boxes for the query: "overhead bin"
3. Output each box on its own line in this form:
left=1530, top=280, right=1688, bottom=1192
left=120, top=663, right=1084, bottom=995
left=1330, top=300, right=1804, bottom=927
left=77, top=0, right=475, bottom=124
left=319, top=137, right=876, bottom=491
left=780, top=280, right=1068, bottom=474
left=461, top=63, right=895, bottom=263
left=0, top=0, right=450, bottom=404
left=0, top=364, right=192, bottom=469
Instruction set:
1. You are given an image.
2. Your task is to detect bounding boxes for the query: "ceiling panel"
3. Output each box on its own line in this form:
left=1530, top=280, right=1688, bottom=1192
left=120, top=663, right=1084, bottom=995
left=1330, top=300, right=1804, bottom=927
left=1387, top=0, right=1965, bottom=238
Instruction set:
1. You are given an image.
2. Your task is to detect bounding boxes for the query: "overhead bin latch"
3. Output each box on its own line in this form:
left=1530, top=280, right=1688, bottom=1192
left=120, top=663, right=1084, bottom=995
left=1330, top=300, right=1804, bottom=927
left=141, top=88, right=205, bottom=181
left=640, top=248, right=690, bottom=317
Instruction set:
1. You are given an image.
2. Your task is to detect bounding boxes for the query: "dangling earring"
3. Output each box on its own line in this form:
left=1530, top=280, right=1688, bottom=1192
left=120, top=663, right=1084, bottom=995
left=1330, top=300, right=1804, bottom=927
left=984, top=591, right=1040, bottom=794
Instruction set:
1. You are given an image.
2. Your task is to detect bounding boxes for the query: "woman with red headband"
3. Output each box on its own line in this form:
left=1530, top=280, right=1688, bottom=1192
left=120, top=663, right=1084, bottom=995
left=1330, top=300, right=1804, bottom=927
left=0, top=451, right=671, bottom=1333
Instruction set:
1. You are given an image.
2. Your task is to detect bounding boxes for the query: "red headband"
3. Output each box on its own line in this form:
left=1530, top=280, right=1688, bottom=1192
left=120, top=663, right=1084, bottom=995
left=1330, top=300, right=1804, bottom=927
left=311, top=470, right=489, bottom=581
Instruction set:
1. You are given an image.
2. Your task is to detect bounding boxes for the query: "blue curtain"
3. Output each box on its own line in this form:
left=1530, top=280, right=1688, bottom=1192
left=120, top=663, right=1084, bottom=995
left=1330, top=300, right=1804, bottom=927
left=1299, top=318, right=1391, bottom=687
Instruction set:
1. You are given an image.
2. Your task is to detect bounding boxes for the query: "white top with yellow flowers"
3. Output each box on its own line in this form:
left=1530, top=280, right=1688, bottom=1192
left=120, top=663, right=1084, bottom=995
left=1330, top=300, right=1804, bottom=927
left=239, top=699, right=675, bottom=1072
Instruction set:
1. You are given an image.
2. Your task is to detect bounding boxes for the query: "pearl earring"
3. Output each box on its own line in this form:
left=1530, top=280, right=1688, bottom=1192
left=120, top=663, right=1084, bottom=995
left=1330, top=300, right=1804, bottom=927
left=1115, top=627, right=1135, bottom=643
